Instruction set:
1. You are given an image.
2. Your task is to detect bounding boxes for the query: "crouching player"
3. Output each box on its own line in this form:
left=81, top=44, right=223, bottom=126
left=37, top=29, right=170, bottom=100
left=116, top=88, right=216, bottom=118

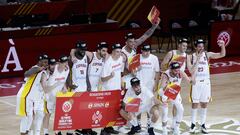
left=120, top=77, right=160, bottom=135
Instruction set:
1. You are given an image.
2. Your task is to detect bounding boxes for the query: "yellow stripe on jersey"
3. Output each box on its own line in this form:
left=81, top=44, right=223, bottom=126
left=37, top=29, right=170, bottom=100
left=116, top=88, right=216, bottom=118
left=18, top=74, right=38, bottom=116
left=56, top=91, right=75, bottom=97
left=44, top=100, right=49, bottom=114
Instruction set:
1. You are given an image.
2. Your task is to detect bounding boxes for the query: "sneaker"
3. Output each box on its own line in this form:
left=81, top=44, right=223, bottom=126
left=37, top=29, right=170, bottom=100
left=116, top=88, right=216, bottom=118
left=148, top=127, right=155, bottom=135
left=75, top=129, right=82, bottom=135
left=135, top=124, right=141, bottom=133
left=66, top=132, right=73, bottom=135
left=201, top=124, right=208, bottom=134
left=189, top=123, right=197, bottom=134
left=55, top=132, right=62, bottom=135
left=127, top=126, right=138, bottom=135
left=162, top=127, right=168, bottom=135
left=105, top=127, right=119, bottom=134
left=100, top=129, right=110, bottom=135
left=173, top=127, right=180, bottom=135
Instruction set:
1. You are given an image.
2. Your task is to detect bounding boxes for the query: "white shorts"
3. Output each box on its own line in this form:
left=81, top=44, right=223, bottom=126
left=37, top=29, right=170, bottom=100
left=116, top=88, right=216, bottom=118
left=45, top=94, right=56, bottom=114
left=190, top=79, right=211, bottom=103
left=171, top=93, right=182, bottom=105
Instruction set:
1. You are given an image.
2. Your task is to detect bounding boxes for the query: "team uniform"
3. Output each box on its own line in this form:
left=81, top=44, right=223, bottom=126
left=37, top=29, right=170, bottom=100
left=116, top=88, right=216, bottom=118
left=161, top=69, right=184, bottom=135
left=168, top=50, right=187, bottom=72
left=71, top=55, right=89, bottom=92
left=136, top=54, right=160, bottom=92
left=122, top=46, right=136, bottom=89
left=16, top=65, right=46, bottom=134
left=101, top=55, right=124, bottom=90
left=45, top=64, right=69, bottom=113
left=190, top=52, right=211, bottom=103
left=88, top=52, right=104, bottom=91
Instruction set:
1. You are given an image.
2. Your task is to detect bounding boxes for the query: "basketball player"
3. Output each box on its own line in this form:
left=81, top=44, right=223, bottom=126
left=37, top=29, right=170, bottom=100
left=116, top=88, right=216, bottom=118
left=101, top=43, right=125, bottom=91
left=69, top=41, right=98, bottom=135
left=42, top=56, right=69, bottom=135
left=120, top=77, right=160, bottom=135
left=100, top=43, right=125, bottom=135
left=88, top=42, right=109, bottom=91
left=122, top=18, right=160, bottom=89
left=189, top=39, right=226, bottom=134
left=69, top=41, right=92, bottom=92
left=16, top=54, right=48, bottom=135
left=158, top=62, right=195, bottom=135
left=161, top=38, right=188, bottom=130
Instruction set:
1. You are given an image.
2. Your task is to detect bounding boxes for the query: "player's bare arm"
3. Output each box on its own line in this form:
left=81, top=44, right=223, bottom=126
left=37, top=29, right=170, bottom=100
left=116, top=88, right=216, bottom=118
left=24, top=66, right=42, bottom=77
left=207, top=40, right=226, bottom=59
left=180, top=70, right=193, bottom=84
left=154, top=71, right=160, bottom=92
left=186, top=53, right=200, bottom=75
left=101, top=72, right=114, bottom=82
left=135, top=18, right=160, bottom=47
left=161, top=51, right=173, bottom=71
left=40, top=72, right=48, bottom=93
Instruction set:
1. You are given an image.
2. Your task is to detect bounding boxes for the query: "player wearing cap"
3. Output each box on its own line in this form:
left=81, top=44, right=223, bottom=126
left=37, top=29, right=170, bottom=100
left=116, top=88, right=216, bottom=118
left=188, top=39, right=226, bottom=134
left=158, top=62, right=194, bottom=135
left=161, top=38, right=189, bottom=130
left=16, top=54, right=49, bottom=135
left=100, top=43, right=125, bottom=135
left=42, top=56, right=69, bottom=135
left=101, top=43, right=125, bottom=91
left=88, top=42, right=109, bottom=91
left=120, top=77, right=160, bottom=135
left=69, top=41, right=93, bottom=92
left=122, top=18, right=160, bottom=58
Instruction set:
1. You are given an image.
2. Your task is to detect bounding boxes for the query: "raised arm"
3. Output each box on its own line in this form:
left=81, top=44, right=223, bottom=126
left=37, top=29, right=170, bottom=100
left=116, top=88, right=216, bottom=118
left=24, top=66, right=42, bottom=77
left=161, top=51, right=173, bottom=71
left=207, top=40, right=226, bottom=59
left=135, top=18, right=160, bottom=47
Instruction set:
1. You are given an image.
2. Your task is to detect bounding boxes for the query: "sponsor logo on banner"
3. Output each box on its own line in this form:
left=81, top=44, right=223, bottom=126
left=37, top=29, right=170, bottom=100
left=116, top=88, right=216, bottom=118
left=217, top=31, right=231, bottom=46
left=92, top=111, right=103, bottom=125
left=62, top=101, right=72, bottom=113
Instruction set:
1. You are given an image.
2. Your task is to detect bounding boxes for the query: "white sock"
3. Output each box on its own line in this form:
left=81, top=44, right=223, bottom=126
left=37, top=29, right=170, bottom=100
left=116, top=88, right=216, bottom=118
left=147, top=117, right=151, bottom=128
left=137, top=119, right=141, bottom=126
left=43, top=128, right=49, bottom=134
left=172, top=116, right=176, bottom=129
left=130, top=118, right=138, bottom=127
left=191, top=108, right=197, bottom=125
left=200, top=108, right=207, bottom=125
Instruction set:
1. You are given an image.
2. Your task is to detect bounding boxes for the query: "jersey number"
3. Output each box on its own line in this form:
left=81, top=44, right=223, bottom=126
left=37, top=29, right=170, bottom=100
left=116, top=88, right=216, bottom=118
left=198, top=67, right=203, bottom=72
left=80, top=70, right=84, bottom=74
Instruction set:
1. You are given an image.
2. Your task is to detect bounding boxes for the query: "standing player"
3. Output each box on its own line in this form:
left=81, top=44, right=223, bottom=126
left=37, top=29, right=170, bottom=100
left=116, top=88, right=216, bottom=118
left=42, top=56, right=69, bottom=135
left=158, top=62, right=195, bottom=135
left=69, top=41, right=98, bottom=135
left=100, top=43, right=125, bottom=135
left=101, top=43, right=125, bottom=91
left=69, top=41, right=92, bottom=92
left=160, top=38, right=188, bottom=130
left=16, top=54, right=48, bottom=135
left=120, top=77, right=160, bottom=135
left=189, top=39, right=226, bottom=134
left=88, top=42, right=109, bottom=91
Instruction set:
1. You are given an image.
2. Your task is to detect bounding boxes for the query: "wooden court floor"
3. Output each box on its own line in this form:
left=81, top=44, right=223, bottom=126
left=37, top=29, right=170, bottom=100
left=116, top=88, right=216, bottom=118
left=0, top=72, right=240, bottom=135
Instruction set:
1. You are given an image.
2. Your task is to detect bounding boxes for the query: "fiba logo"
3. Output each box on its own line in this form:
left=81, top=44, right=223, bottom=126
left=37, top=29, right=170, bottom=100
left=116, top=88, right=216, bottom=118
left=62, top=101, right=72, bottom=113
left=217, top=31, right=231, bottom=46
left=92, top=111, right=102, bottom=124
